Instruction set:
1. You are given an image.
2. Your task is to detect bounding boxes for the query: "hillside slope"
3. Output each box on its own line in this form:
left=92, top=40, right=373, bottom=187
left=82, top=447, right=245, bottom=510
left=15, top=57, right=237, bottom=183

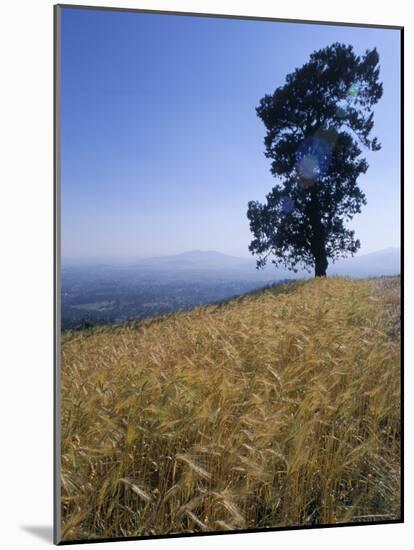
left=61, top=277, right=401, bottom=541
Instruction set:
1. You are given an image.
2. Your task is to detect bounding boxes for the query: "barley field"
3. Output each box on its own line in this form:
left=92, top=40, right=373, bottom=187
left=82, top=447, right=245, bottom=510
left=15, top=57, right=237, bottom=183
left=60, top=277, right=401, bottom=541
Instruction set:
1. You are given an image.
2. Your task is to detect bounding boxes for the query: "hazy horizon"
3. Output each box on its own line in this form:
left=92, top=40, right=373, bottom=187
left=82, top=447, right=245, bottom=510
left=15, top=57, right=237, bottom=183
left=61, top=8, right=401, bottom=261
left=61, top=245, right=401, bottom=267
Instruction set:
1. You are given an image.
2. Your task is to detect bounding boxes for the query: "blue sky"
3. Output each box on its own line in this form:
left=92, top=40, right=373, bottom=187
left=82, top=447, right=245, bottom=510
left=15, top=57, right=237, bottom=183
left=60, top=8, right=401, bottom=261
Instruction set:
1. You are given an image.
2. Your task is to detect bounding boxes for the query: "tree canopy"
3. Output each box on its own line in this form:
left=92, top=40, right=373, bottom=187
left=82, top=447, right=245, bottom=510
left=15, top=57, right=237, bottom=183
left=247, top=43, right=383, bottom=276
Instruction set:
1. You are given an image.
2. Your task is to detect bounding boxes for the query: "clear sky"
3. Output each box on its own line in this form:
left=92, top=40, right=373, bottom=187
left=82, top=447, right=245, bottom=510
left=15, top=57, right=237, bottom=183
left=60, top=7, right=401, bottom=261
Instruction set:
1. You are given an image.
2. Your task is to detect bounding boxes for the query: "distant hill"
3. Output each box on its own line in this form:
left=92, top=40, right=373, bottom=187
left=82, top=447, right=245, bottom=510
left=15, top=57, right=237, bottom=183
left=63, top=247, right=400, bottom=279
left=330, top=247, right=400, bottom=278
left=61, top=247, right=400, bottom=329
left=134, top=250, right=252, bottom=271
left=130, top=247, right=400, bottom=279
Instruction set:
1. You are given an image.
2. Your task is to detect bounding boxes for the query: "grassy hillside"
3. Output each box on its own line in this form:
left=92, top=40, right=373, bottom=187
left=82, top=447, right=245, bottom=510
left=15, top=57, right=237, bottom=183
left=60, top=277, right=401, bottom=541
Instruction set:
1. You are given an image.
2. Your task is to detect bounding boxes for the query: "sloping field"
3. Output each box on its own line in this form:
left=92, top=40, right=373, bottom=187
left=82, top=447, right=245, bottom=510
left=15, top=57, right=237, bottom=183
left=60, top=277, right=401, bottom=541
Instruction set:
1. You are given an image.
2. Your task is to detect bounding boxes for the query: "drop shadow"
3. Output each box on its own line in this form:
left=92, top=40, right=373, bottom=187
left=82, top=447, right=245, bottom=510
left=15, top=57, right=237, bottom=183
left=21, top=525, right=53, bottom=543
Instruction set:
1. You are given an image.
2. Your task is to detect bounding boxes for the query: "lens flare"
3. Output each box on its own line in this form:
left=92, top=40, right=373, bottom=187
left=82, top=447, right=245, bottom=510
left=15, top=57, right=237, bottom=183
left=347, top=83, right=360, bottom=97
left=297, top=155, right=319, bottom=179
left=296, top=136, right=332, bottom=181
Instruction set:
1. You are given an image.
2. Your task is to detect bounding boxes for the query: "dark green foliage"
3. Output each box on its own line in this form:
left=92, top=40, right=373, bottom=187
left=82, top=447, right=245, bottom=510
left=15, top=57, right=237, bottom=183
left=247, top=43, right=383, bottom=276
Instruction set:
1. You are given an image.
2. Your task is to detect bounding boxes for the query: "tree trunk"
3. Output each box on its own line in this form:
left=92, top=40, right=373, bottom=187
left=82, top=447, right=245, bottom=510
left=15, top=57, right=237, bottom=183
left=308, top=189, right=328, bottom=277
left=314, top=245, right=328, bottom=277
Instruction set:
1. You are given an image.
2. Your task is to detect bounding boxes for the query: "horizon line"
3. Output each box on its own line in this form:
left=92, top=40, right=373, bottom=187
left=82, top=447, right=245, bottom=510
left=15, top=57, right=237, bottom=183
left=61, top=245, right=400, bottom=265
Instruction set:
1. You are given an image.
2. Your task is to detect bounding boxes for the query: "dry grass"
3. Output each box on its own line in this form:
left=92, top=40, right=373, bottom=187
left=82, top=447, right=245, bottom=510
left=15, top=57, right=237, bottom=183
left=60, top=277, right=401, bottom=541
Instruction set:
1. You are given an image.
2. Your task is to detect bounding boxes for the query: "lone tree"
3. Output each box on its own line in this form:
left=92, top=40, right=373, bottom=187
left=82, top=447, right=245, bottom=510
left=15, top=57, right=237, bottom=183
left=247, top=43, right=382, bottom=277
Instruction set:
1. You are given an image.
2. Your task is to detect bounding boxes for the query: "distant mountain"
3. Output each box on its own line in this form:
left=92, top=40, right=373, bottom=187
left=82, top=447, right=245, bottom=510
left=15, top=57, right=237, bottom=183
left=330, top=247, right=400, bottom=278
left=63, top=247, right=400, bottom=280
left=134, top=250, right=252, bottom=271
left=61, top=247, right=400, bottom=329
left=131, top=247, right=400, bottom=279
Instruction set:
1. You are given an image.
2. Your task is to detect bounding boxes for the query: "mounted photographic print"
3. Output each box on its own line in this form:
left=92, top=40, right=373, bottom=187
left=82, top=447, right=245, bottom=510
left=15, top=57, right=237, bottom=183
left=54, top=4, right=403, bottom=544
